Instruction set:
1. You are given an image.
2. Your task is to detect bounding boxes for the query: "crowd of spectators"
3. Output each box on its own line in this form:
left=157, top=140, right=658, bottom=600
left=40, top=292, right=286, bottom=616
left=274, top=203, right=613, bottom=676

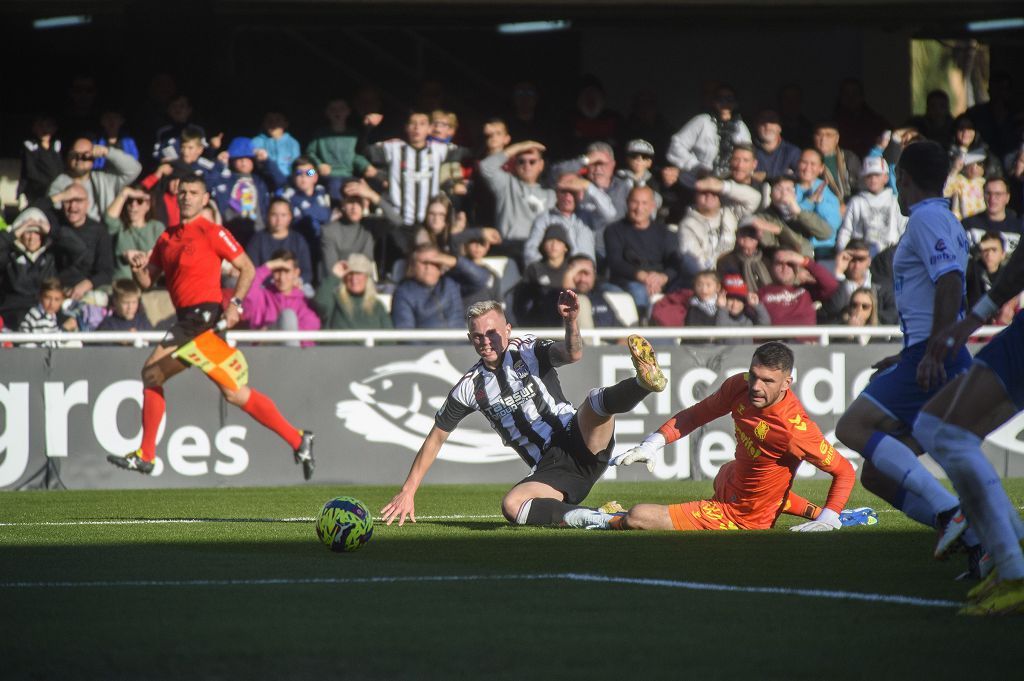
left=2, top=70, right=1023, bottom=346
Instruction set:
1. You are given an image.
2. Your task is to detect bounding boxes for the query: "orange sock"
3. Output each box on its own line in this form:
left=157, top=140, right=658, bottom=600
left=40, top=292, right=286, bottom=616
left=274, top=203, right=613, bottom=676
left=784, top=492, right=821, bottom=520
left=241, top=389, right=302, bottom=450
left=140, top=386, right=164, bottom=461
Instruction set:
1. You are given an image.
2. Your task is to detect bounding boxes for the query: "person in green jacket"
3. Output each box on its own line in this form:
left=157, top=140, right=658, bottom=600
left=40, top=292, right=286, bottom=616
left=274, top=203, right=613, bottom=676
left=314, top=252, right=392, bottom=331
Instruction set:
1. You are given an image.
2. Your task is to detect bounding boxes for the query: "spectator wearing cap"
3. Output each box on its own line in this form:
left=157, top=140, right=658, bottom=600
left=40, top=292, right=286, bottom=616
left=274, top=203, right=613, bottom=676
left=522, top=172, right=599, bottom=267
left=835, top=156, right=907, bottom=256
left=616, top=139, right=663, bottom=211
left=962, top=178, right=1022, bottom=246
left=552, top=141, right=629, bottom=244
left=48, top=136, right=142, bottom=222
left=945, top=149, right=988, bottom=220
left=813, top=121, right=862, bottom=206
left=0, top=207, right=86, bottom=328
left=679, top=175, right=762, bottom=286
left=104, top=184, right=166, bottom=283
left=753, top=110, right=801, bottom=182
left=714, top=272, right=770, bottom=342
left=242, top=248, right=321, bottom=347
left=314, top=252, right=392, bottom=331
left=603, top=185, right=682, bottom=316
left=667, top=84, right=752, bottom=184
left=715, top=223, right=772, bottom=296
left=821, top=237, right=896, bottom=324
left=744, top=175, right=833, bottom=258
left=758, top=249, right=839, bottom=329
left=210, top=136, right=275, bottom=246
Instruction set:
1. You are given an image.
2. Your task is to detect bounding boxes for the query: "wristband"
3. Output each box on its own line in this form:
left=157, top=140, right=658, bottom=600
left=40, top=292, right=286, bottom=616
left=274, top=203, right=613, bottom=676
left=229, top=296, right=244, bottom=314
left=970, top=294, right=998, bottom=322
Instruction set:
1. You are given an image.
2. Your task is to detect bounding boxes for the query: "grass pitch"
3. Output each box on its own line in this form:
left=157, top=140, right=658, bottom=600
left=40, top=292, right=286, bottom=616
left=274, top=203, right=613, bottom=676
left=2, top=480, right=1023, bottom=680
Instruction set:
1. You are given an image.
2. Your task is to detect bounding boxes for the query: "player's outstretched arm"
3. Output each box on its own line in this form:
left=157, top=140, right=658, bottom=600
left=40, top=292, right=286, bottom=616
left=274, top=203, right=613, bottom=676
left=790, top=435, right=856, bottom=532
left=549, top=289, right=582, bottom=366
left=381, top=425, right=451, bottom=527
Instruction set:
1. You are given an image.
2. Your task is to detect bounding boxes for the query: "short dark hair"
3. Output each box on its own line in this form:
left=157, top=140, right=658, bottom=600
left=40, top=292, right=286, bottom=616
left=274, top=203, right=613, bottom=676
left=40, top=277, right=63, bottom=295
left=845, top=238, right=871, bottom=253
left=732, top=142, right=756, bottom=155
left=111, top=278, right=141, bottom=299
left=979, top=230, right=1005, bottom=249
left=897, top=140, right=950, bottom=195
left=752, top=341, right=794, bottom=374
left=291, top=156, right=316, bottom=171
left=985, top=177, right=1010, bottom=193
left=268, top=196, right=291, bottom=211
left=270, top=248, right=297, bottom=263
left=178, top=174, right=207, bottom=192
left=181, top=125, right=205, bottom=144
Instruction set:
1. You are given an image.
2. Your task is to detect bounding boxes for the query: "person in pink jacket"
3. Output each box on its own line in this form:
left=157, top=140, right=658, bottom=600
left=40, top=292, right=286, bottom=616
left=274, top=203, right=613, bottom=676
left=243, top=248, right=321, bottom=347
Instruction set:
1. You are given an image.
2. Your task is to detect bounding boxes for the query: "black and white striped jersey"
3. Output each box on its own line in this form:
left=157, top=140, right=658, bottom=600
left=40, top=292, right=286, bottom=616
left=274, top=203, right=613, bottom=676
left=435, top=335, right=576, bottom=466
left=374, top=139, right=452, bottom=226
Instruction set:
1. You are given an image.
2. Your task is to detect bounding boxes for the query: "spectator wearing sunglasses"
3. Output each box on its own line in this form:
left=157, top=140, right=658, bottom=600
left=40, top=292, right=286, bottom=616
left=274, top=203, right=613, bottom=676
left=105, top=184, right=166, bottom=283
left=478, top=139, right=555, bottom=264
left=822, top=238, right=896, bottom=324
left=48, top=137, right=142, bottom=221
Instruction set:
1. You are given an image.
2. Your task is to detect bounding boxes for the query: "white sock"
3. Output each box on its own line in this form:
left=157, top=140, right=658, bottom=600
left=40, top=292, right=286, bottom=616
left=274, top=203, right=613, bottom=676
left=870, top=434, right=958, bottom=522
left=932, top=424, right=1024, bottom=580
left=515, top=500, right=532, bottom=526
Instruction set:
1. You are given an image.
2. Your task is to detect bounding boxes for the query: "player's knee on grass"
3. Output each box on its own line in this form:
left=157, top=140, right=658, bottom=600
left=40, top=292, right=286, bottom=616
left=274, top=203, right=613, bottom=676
left=501, top=493, right=525, bottom=524
left=626, top=504, right=671, bottom=531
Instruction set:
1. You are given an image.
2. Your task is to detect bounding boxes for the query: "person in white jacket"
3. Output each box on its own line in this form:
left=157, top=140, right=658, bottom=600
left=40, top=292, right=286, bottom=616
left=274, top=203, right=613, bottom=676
left=667, top=85, right=751, bottom=183
left=835, top=156, right=907, bottom=256
left=678, top=176, right=762, bottom=283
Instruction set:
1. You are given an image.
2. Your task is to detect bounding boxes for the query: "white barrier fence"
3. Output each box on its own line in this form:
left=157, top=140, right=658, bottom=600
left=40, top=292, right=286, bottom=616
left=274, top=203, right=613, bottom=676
left=0, top=325, right=1007, bottom=347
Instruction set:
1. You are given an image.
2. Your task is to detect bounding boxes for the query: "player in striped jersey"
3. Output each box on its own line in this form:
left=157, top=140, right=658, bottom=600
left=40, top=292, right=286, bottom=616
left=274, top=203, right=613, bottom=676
left=381, top=293, right=667, bottom=527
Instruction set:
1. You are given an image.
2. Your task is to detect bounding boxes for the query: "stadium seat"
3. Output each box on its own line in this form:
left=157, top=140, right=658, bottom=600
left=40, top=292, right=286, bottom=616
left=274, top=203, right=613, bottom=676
left=603, top=291, right=640, bottom=327
left=480, top=256, right=522, bottom=297
left=377, top=292, right=392, bottom=313
left=0, top=158, right=25, bottom=222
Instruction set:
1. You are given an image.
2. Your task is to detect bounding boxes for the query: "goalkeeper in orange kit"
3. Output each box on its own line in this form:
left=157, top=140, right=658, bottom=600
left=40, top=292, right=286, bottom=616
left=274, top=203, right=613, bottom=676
left=565, top=341, right=859, bottom=532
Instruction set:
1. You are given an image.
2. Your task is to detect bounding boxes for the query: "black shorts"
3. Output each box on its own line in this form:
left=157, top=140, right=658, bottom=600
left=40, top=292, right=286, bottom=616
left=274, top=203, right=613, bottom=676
left=160, top=303, right=223, bottom=348
left=517, top=415, right=614, bottom=505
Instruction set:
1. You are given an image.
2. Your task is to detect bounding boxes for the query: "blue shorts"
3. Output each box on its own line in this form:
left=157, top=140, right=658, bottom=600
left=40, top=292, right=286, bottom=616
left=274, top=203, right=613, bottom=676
left=975, top=310, right=1024, bottom=409
left=861, top=340, right=972, bottom=427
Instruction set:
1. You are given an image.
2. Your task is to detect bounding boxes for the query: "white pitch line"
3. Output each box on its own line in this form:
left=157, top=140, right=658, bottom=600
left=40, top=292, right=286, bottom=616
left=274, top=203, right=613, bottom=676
left=0, top=572, right=959, bottom=609
left=0, top=514, right=506, bottom=527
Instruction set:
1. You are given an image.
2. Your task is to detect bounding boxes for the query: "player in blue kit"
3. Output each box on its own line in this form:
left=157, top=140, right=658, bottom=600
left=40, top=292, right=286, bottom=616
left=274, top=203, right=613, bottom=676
left=834, top=141, right=977, bottom=554
left=913, top=244, right=1024, bottom=614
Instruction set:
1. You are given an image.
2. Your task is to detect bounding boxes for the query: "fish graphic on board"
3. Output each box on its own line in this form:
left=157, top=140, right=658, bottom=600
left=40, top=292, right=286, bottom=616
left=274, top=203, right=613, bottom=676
left=335, top=349, right=516, bottom=463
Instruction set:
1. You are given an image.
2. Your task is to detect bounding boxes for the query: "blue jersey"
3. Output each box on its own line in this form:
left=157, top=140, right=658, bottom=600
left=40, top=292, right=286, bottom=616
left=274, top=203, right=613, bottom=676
left=892, top=197, right=968, bottom=347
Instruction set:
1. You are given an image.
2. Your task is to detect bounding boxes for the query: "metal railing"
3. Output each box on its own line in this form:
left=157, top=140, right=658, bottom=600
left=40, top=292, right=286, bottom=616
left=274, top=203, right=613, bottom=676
left=0, top=325, right=1007, bottom=347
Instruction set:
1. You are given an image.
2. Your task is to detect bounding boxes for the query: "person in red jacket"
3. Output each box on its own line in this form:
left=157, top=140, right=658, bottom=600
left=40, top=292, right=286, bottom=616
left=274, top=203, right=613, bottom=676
left=758, top=249, right=839, bottom=328
left=106, top=175, right=315, bottom=479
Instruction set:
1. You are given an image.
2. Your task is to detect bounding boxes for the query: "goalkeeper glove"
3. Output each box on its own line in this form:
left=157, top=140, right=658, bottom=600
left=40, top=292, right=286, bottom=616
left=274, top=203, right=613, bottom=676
left=790, top=507, right=842, bottom=532
left=609, top=444, right=657, bottom=472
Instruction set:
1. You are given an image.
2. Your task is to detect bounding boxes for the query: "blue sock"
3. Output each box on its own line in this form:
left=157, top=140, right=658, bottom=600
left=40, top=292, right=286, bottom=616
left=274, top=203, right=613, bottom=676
left=864, top=432, right=958, bottom=525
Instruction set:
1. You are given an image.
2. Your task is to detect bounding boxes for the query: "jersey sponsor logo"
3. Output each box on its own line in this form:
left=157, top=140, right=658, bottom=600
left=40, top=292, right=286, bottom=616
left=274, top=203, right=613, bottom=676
left=818, top=440, right=836, bottom=466
left=735, top=424, right=760, bottom=459
left=216, top=229, right=239, bottom=253
left=754, top=420, right=770, bottom=440
left=787, top=414, right=807, bottom=431
left=483, top=384, right=537, bottom=420
left=333, top=349, right=513, bottom=464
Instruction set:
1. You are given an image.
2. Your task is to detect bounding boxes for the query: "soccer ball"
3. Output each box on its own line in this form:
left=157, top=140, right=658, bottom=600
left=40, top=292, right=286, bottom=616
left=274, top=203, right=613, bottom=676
left=315, top=496, right=374, bottom=552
